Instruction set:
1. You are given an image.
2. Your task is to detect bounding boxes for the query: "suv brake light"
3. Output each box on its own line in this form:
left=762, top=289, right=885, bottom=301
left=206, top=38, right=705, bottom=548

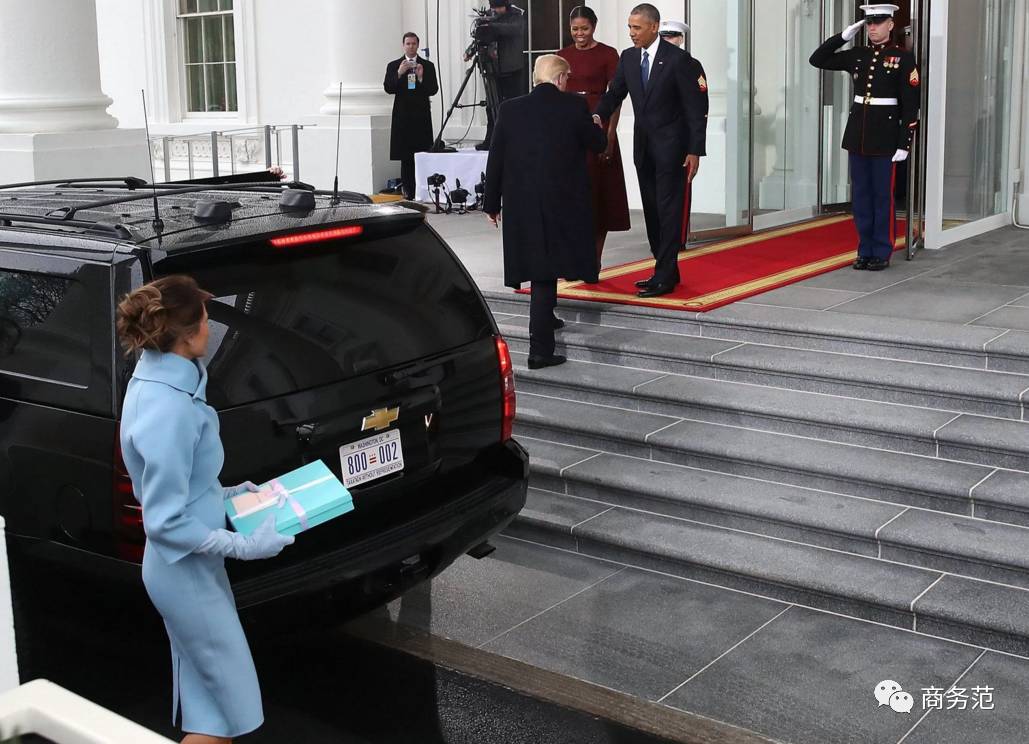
left=495, top=336, right=516, bottom=442
left=269, top=225, right=364, bottom=247
left=113, top=430, right=145, bottom=563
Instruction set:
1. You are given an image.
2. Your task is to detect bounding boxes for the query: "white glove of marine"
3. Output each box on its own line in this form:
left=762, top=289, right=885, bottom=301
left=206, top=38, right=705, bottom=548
left=842, top=20, right=866, bottom=42
left=892, top=149, right=909, bottom=162
left=223, top=480, right=260, bottom=499
left=195, top=516, right=294, bottom=561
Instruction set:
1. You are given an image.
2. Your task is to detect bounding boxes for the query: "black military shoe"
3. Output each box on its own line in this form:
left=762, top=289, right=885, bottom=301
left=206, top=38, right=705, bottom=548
left=527, top=354, right=567, bottom=370
left=634, top=277, right=656, bottom=288
left=475, top=141, right=490, bottom=151
left=866, top=257, right=890, bottom=271
left=853, top=256, right=870, bottom=270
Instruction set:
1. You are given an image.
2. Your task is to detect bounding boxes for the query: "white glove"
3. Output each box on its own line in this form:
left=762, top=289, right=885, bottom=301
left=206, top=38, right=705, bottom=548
left=842, top=20, right=866, bottom=42
left=892, top=149, right=909, bottom=162
left=223, top=480, right=259, bottom=499
left=195, top=516, right=294, bottom=561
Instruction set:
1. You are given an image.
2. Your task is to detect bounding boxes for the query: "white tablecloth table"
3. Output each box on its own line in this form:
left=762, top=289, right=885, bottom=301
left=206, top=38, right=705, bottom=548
left=415, top=149, right=489, bottom=205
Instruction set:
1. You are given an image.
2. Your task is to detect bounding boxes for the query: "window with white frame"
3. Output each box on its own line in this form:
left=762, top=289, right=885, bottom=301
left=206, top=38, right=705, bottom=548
left=178, top=0, right=237, bottom=114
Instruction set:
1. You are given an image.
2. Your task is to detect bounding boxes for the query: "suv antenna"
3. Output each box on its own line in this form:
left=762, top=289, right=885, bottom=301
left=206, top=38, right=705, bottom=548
left=331, top=81, right=343, bottom=205
left=140, top=89, right=164, bottom=232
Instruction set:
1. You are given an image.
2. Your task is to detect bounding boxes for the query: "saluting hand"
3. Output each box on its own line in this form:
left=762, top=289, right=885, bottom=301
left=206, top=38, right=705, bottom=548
left=842, top=19, right=866, bottom=42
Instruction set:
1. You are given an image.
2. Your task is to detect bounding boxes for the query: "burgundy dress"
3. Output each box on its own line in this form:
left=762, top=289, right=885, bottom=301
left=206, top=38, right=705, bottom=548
left=557, top=43, right=631, bottom=234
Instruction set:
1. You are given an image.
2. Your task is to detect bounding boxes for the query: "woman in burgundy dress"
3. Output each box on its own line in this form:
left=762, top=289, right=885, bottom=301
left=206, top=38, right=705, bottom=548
left=558, top=6, right=631, bottom=271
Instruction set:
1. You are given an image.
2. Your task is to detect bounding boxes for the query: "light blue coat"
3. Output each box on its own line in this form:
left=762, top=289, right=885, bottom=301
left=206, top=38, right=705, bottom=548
left=120, top=350, right=263, bottom=738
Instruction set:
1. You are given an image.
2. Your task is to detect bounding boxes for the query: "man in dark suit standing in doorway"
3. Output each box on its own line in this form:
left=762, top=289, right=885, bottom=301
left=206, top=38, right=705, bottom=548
left=484, top=54, right=606, bottom=370
left=594, top=3, right=708, bottom=298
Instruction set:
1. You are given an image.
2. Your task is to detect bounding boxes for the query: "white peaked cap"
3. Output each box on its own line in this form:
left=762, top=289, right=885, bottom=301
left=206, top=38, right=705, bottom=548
left=658, top=20, right=689, bottom=36
left=859, top=4, right=900, bottom=18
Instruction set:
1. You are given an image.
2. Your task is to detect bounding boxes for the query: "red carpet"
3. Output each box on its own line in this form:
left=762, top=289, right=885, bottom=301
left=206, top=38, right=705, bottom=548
left=518, top=215, right=906, bottom=312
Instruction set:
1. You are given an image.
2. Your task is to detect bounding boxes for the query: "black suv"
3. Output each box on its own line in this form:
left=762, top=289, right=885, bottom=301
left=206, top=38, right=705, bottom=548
left=0, top=178, right=527, bottom=619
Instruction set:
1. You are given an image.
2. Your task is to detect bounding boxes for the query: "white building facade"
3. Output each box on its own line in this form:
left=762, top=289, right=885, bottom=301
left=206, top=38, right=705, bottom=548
left=0, top=0, right=1026, bottom=250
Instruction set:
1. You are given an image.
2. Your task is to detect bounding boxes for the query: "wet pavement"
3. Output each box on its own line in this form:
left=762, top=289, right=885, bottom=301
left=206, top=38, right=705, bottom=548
left=10, top=552, right=699, bottom=744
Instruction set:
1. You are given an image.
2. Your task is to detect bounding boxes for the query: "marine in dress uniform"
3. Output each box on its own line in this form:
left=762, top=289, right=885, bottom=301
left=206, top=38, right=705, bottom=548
left=810, top=3, right=920, bottom=271
left=658, top=19, right=688, bottom=48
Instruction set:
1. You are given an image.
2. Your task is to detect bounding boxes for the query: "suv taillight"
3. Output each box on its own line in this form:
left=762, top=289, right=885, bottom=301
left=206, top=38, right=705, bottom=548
left=113, top=430, right=145, bottom=563
left=496, top=336, right=516, bottom=442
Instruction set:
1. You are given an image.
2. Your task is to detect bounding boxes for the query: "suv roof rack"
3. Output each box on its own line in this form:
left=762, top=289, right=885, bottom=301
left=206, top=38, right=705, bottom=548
left=51, top=181, right=317, bottom=220
left=0, top=177, right=148, bottom=191
left=0, top=212, right=133, bottom=238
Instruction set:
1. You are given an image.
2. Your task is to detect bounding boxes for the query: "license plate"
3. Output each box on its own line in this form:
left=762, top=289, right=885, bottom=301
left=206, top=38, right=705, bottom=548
left=339, top=429, right=404, bottom=488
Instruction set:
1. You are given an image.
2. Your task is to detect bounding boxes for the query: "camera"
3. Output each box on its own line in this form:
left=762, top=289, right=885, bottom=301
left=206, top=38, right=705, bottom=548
left=450, top=178, right=469, bottom=206
left=427, top=173, right=446, bottom=188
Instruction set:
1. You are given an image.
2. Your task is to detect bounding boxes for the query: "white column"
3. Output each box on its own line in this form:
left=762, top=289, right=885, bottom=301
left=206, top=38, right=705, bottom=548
left=0, top=517, right=17, bottom=692
left=302, top=0, right=404, bottom=193
left=0, top=0, right=149, bottom=182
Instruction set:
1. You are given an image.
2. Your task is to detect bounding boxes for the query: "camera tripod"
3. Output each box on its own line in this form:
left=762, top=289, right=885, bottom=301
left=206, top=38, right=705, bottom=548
left=430, top=47, right=501, bottom=153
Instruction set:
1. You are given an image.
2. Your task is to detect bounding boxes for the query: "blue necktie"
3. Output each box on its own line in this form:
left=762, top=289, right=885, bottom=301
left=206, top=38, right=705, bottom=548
left=641, top=50, right=650, bottom=90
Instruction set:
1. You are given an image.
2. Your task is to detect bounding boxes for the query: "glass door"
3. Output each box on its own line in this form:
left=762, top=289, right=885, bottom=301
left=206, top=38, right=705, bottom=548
left=751, top=0, right=823, bottom=230
left=818, top=0, right=857, bottom=210
left=686, top=0, right=754, bottom=240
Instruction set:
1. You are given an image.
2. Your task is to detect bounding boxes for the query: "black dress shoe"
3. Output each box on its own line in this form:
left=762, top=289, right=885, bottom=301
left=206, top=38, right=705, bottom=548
left=552, top=316, right=565, bottom=329
left=637, top=283, right=675, bottom=298
left=866, top=257, right=890, bottom=271
left=527, top=354, right=566, bottom=370
left=634, top=277, right=655, bottom=289
left=474, top=141, right=490, bottom=151
left=853, top=256, right=870, bottom=270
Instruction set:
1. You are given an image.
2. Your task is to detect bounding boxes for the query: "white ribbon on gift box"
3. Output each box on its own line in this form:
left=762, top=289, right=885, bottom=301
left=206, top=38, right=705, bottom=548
left=230, top=474, right=335, bottom=521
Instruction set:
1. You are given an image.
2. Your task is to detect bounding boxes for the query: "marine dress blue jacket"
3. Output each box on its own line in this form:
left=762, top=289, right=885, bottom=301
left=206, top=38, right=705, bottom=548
left=120, top=350, right=263, bottom=738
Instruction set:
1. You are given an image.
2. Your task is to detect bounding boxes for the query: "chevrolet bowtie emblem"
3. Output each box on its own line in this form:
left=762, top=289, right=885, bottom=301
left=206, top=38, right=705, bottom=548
left=362, top=406, right=399, bottom=432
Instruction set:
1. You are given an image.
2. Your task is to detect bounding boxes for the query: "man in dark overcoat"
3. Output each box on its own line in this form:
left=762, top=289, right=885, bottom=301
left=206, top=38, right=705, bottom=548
left=594, top=3, right=708, bottom=298
left=383, top=32, right=438, bottom=199
left=484, top=54, right=606, bottom=370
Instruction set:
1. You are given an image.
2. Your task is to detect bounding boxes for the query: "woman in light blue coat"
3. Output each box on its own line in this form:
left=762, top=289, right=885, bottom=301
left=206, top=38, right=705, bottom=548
left=116, top=275, right=293, bottom=744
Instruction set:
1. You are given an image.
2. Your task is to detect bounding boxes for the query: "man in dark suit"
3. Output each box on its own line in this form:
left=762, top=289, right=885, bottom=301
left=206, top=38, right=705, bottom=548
left=484, top=54, right=606, bottom=370
left=384, top=32, right=439, bottom=199
left=594, top=3, right=708, bottom=298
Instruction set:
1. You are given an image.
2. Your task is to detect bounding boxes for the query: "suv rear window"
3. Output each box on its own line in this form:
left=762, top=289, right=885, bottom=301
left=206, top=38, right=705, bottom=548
left=158, top=224, right=492, bottom=408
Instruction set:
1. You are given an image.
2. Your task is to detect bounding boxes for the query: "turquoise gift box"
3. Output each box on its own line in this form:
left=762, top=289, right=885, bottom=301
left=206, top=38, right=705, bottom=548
left=225, top=459, right=354, bottom=537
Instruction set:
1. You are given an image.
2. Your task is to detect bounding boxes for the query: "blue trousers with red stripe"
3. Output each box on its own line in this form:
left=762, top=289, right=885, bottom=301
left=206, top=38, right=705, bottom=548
left=849, top=152, right=896, bottom=261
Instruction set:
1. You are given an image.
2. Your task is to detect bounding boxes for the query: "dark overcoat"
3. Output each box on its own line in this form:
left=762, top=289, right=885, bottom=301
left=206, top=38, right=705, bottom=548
left=383, top=56, right=438, bottom=159
left=483, top=83, right=607, bottom=288
left=809, top=34, right=920, bottom=156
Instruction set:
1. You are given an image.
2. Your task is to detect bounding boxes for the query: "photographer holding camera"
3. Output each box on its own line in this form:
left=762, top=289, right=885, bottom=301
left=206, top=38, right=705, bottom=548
left=384, top=32, right=438, bottom=199
left=470, top=0, right=528, bottom=150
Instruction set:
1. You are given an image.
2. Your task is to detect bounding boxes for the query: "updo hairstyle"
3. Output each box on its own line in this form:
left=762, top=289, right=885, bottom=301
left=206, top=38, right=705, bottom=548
left=116, top=275, right=212, bottom=355
left=569, top=5, right=598, bottom=26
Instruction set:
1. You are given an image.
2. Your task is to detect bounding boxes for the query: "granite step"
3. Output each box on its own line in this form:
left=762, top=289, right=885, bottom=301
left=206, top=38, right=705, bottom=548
left=497, top=316, right=1029, bottom=419
left=515, top=438, right=1029, bottom=590
left=512, top=352, right=1029, bottom=471
left=485, top=289, right=1029, bottom=373
left=504, top=482, right=1029, bottom=655
left=514, top=392, right=1029, bottom=526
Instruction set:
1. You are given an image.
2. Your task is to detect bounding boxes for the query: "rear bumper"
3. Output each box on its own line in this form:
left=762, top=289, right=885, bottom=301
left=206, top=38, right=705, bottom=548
left=233, top=440, right=529, bottom=608
left=7, top=440, right=529, bottom=612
